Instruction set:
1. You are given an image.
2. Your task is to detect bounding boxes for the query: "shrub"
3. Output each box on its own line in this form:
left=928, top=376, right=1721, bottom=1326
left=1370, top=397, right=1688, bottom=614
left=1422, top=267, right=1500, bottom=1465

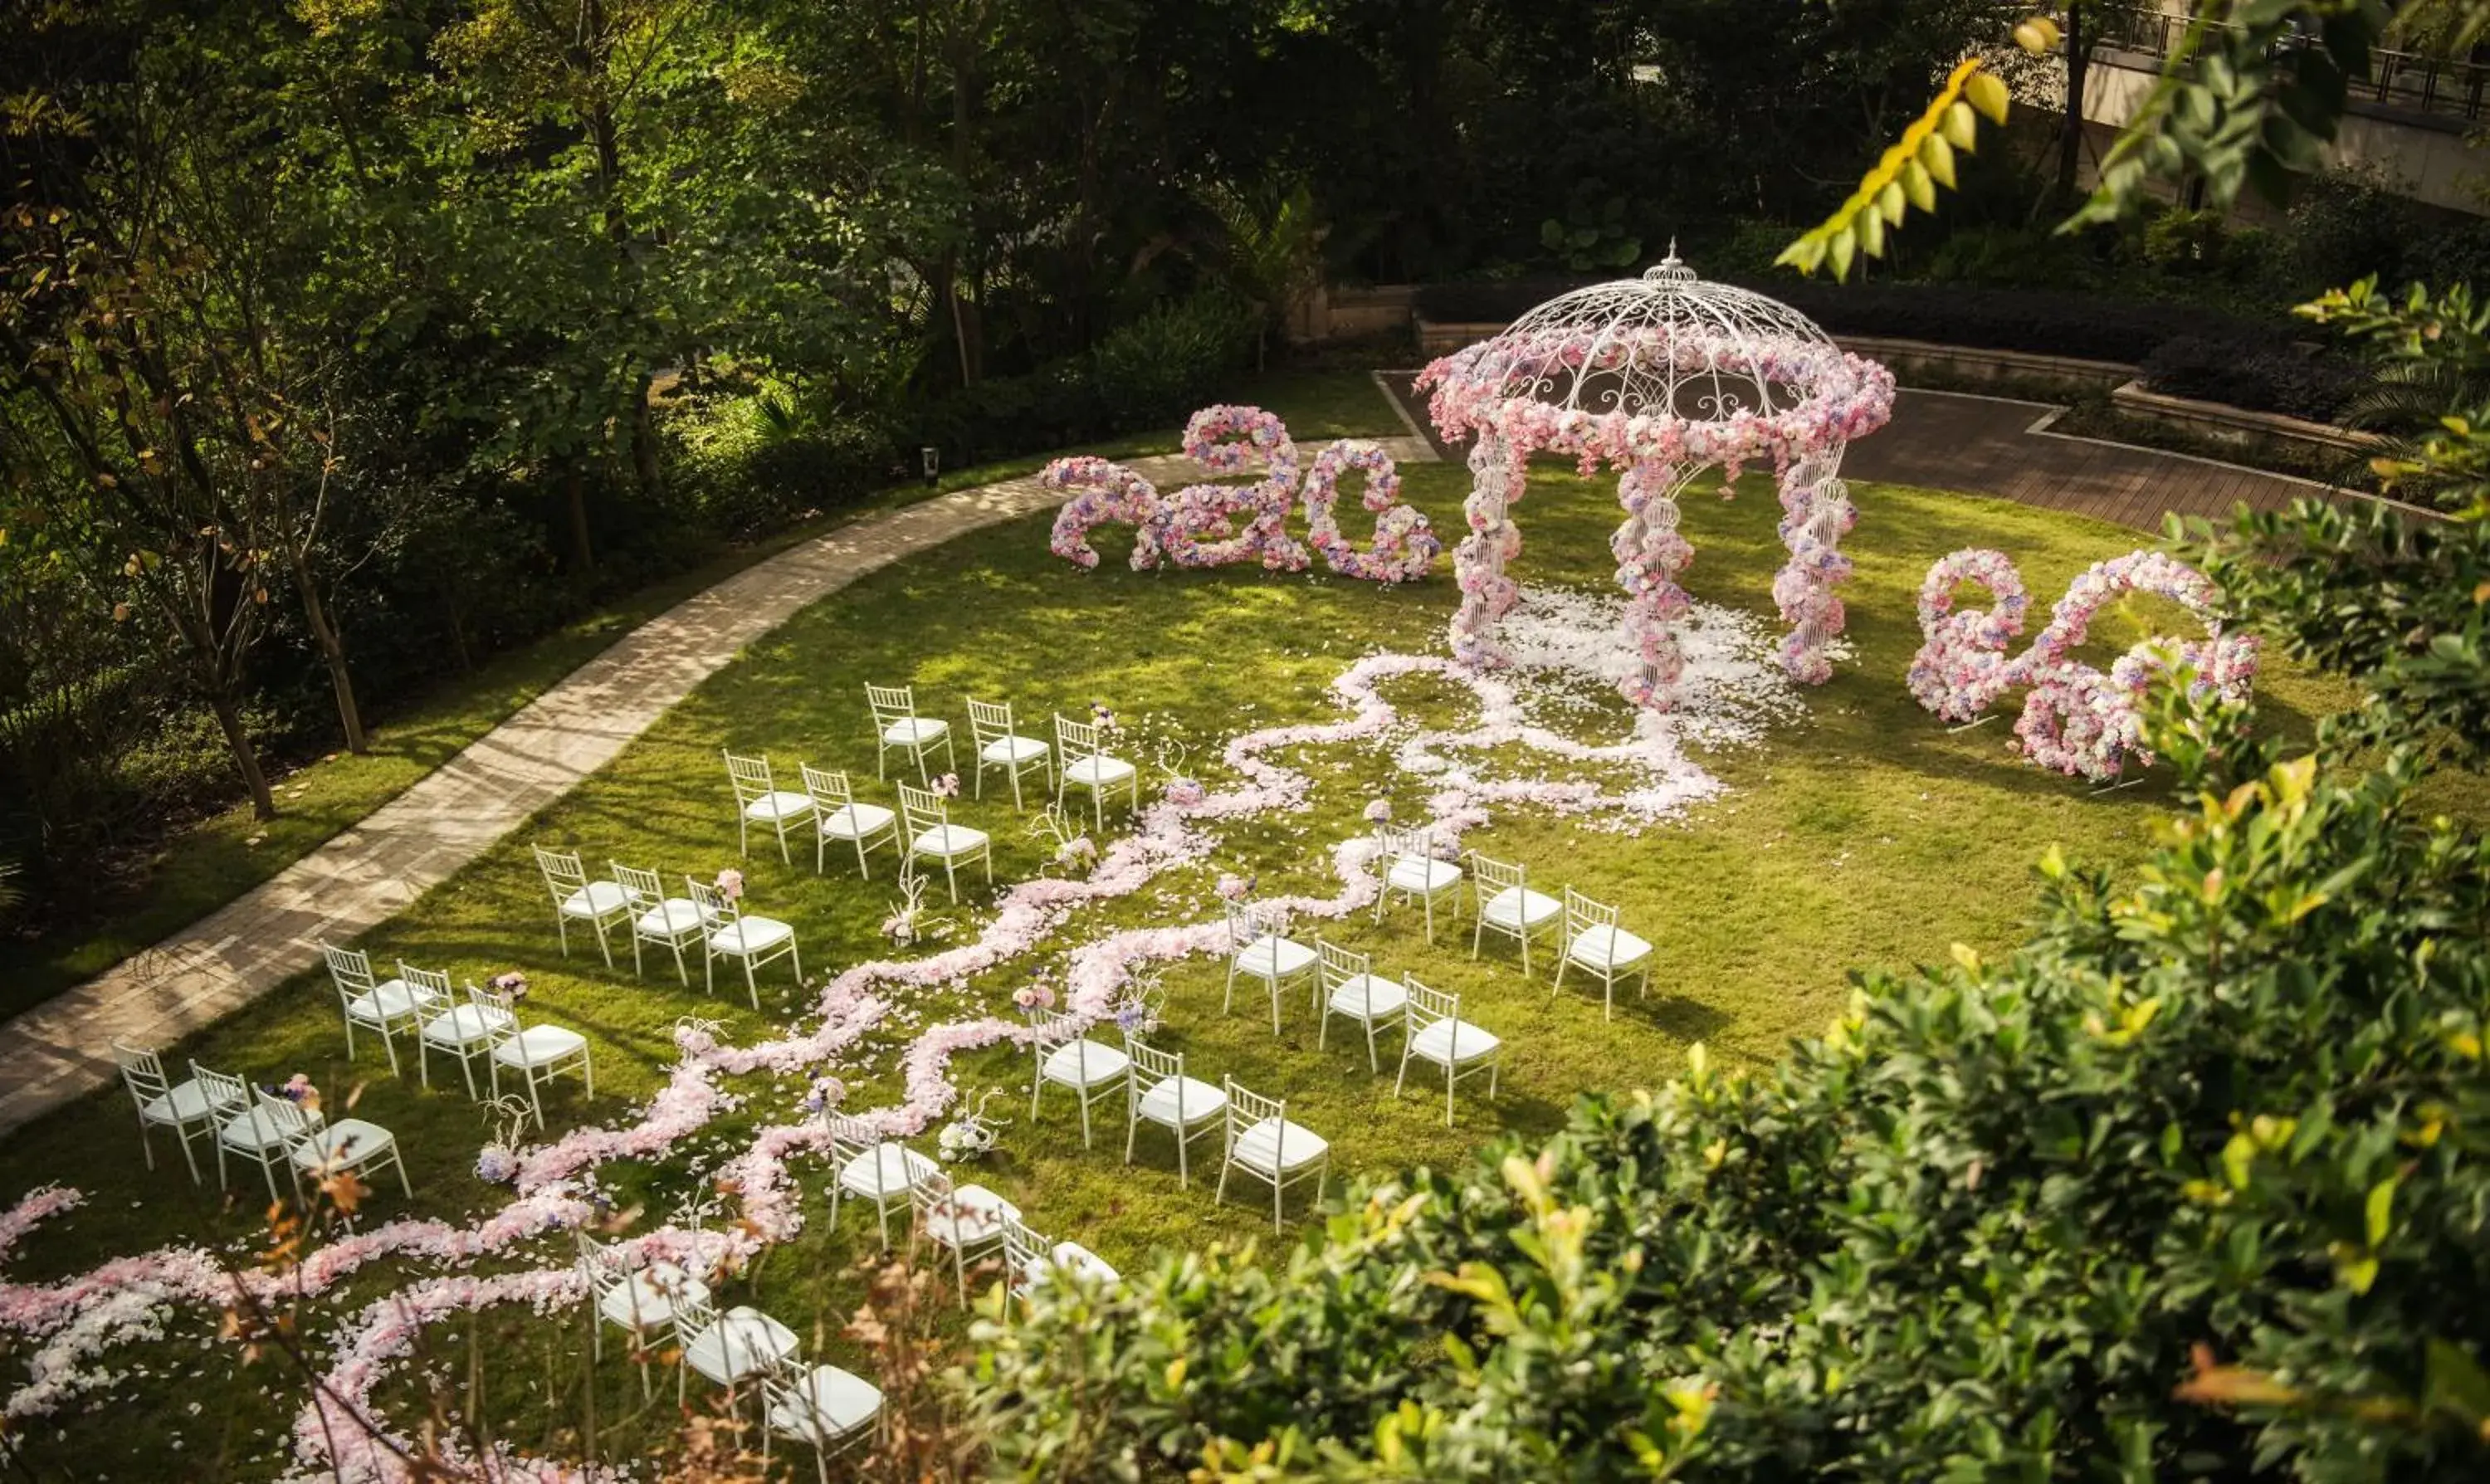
left=2287, top=164, right=2420, bottom=292
left=2139, top=334, right=2363, bottom=422
left=961, top=695, right=2490, bottom=1480
left=1089, top=291, right=1258, bottom=428
left=2141, top=206, right=2231, bottom=276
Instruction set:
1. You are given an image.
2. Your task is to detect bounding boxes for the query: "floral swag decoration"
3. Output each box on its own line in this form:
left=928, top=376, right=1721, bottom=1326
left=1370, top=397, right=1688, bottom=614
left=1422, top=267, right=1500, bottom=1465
left=1907, top=547, right=2260, bottom=781
left=1044, top=405, right=1442, bottom=583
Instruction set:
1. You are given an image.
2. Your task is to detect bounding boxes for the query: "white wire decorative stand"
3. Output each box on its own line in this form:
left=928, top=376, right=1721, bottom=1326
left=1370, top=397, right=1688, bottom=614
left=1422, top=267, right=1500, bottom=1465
left=1413, top=244, right=1897, bottom=710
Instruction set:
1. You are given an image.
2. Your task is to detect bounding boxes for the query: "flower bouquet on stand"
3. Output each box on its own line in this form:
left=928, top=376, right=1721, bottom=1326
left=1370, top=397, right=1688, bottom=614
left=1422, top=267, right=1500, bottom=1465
left=489, top=970, right=530, bottom=1003
left=880, top=863, right=952, bottom=949
left=1029, top=804, right=1097, bottom=877
left=266, top=1072, right=322, bottom=1115
left=473, top=1096, right=535, bottom=1186
left=936, top=1089, right=1008, bottom=1164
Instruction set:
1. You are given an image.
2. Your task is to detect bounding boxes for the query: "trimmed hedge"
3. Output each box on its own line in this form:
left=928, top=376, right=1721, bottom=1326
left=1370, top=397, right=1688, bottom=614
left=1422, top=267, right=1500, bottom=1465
left=2136, top=334, right=2363, bottom=422
left=1413, top=277, right=2287, bottom=365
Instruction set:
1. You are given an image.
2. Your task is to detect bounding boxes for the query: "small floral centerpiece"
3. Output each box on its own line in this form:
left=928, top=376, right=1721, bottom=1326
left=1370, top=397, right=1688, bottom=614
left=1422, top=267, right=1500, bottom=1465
left=1111, top=970, right=1167, bottom=1038
left=935, top=1089, right=1006, bottom=1163
left=268, top=1072, right=321, bottom=1115
left=490, top=970, right=530, bottom=1003
left=714, top=867, right=745, bottom=905
left=1090, top=701, right=1120, bottom=735
left=473, top=1098, right=533, bottom=1185
left=1012, top=974, right=1057, bottom=1013
left=1216, top=871, right=1257, bottom=903
left=799, top=1076, right=847, bottom=1115
left=1029, top=803, right=1097, bottom=876
left=931, top=773, right=961, bottom=799
left=880, top=864, right=950, bottom=948
left=1363, top=798, right=1393, bottom=824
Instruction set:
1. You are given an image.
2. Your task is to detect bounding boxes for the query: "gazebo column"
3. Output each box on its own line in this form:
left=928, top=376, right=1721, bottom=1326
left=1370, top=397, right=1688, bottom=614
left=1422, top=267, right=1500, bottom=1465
left=1450, top=431, right=1523, bottom=668
left=1613, top=457, right=1695, bottom=710
left=1771, top=472, right=1858, bottom=686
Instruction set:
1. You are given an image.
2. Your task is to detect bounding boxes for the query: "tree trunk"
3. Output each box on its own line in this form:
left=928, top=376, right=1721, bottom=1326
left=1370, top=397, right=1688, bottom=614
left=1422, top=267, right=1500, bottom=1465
left=291, top=566, right=367, bottom=754
left=630, top=374, right=663, bottom=502
left=2058, top=2, right=2091, bottom=201
left=564, top=463, right=596, bottom=572
left=209, top=691, right=276, bottom=821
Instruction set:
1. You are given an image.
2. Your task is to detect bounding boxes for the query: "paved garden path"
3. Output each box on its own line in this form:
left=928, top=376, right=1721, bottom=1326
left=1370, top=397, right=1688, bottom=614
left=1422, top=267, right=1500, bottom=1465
left=0, top=441, right=1429, bottom=1134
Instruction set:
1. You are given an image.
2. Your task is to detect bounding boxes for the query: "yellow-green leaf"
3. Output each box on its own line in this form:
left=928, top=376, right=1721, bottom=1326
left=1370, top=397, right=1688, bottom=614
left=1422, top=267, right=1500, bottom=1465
left=1828, top=225, right=1857, bottom=281
left=2366, top=1178, right=2395, bottom=1248
left=1944, top=100, right=1980, bottom=149
left=1965, top=70, right=2011, bottom=124
left=1920, top=132, right=1957, bottom=189
left=1876, top=179, right=1907, bottom=227
left=2013, top=15, right=2061, bottom=52
left=1950, top=942, right=1982, bottom=974
left=1901, top=158, right=1936, bottom=212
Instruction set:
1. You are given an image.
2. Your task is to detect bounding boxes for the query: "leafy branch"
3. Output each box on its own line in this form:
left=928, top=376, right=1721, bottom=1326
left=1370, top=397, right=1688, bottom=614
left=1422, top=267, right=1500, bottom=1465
left=1775, top=48, right=2019, bottom=281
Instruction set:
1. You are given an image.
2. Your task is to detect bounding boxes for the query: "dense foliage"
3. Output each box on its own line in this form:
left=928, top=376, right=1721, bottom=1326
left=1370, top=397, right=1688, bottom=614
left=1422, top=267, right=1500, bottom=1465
left=957, top=500, right=2490, bottom=1479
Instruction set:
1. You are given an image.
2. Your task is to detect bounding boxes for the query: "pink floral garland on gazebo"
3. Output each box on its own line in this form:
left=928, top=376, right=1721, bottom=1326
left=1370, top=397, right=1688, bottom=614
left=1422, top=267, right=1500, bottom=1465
left=1416, top=316, right=1895, bottom=710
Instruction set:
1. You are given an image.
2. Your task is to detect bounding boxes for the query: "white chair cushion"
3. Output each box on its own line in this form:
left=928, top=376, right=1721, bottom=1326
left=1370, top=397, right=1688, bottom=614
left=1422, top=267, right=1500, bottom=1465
left=881, top=718, right=948, bottom=746
left=911, top=824, right=989, bottom=858
left=1028, top=1239, right=1119, bottom=1289
left=709, top=915, right=794, bottom=955
left=1327, top=973, right=1408, bottom=1020
left=494, top=1023, right=588, bottom=1068
left=819, top=802, right=896, bottom=839
left=837, top=1142, right=937, bottom=1201
left=1482, top=886, right=1562, bottom=931
left=1386, top=856, right=1463, bottom=894
left=1041, top=1038, right=1130, bottom=1089
left=345, top=978, right=433, bottom=1025
left=1233, top=1116, right=1328, bottom=1175
left=561, top=880, right=631, bottom=919
left=598, top=1262, right=710, bottom=1331
left=1063, top=754, right=1135, bottom=787
left=769, top=1364, right=883, bottom=1443
left=1233, top=934, right=1315, bottom=979
left=637, top=898, right=716, bottom=937
left=291, top=1117, right=395, bottom=1171
left=919, top=1183, right=1020, bottom=1249
left=741, top=789, right=814, bottom=822
left=141, top=1077, right=236, bottom=1126
left=219, top=1105, right=314, bottom=1154
left=1409, top=1018, right=1502, bottom=1067
left=1136, top=1074, right=1228, bottom=1128
left=684, top=1306, right=798, bottom=1384
left=422, top=1004, right=512, bottom=1048
left=1566, top=925, right=1653, bottom=972
left=979, top=735, right=1048, bottom=764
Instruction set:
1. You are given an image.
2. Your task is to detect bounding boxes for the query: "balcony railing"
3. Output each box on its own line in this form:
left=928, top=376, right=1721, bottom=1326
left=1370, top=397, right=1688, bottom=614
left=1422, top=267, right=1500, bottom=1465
left=2091, top=3, right=2490, bottom=125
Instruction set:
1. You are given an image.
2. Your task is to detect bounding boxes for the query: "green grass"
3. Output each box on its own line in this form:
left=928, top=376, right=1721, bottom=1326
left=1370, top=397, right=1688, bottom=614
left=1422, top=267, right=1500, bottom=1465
left=0, top=367, right=1405, bottom=1027
left=2, top=436, right=2429, bottom=1477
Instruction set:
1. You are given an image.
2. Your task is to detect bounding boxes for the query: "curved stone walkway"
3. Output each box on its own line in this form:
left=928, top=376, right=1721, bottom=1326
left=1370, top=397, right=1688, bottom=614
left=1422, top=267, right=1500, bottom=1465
left=0, top=442, right=1427, bottom=1135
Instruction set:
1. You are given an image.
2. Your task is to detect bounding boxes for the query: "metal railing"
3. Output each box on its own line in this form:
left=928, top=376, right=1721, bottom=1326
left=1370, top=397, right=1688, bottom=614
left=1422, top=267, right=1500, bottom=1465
left=2091, top=2, right=2490, bottom=125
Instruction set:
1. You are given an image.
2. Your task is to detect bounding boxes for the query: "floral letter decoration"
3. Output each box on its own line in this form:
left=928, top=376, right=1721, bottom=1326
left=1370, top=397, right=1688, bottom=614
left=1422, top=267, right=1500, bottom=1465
left=1040, top=406, right=1439, bottom=583
left=1908, top=547, right=2260, bottom=781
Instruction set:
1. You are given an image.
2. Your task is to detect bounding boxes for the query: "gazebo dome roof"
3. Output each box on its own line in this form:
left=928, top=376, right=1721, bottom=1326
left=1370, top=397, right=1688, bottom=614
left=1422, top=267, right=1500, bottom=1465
left=1426, top=247, right=1855, bottom=427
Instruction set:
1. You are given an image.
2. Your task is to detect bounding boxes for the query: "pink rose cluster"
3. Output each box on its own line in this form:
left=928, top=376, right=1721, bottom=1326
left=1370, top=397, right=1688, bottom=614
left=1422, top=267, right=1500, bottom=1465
left=1301, top=439, right=1441, bottom=583
left=1906, top=547, right=2261, bottom=781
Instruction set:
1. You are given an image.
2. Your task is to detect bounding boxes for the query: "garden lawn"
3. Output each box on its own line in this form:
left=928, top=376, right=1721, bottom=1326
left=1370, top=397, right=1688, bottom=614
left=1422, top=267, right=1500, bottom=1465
left=0, top=447, right=2398, bottom=1479
left=0, top=368, right=1406, bottom=1027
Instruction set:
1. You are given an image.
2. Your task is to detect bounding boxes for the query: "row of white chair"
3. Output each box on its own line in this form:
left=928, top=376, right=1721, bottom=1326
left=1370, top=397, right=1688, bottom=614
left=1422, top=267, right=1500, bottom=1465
left=577, top=1233, right=880, bottom=1482
left=530, top=848, right=803, bottom=999
left=861, top=685, right=1141, bottom=826
left=320, top=945, right=591, bottom=1126
left=110, top=1042, right=411, bottom=1206
left=1364, top=830, right=1658, bottom=1019
left=721, top=754, right=997, bottom=899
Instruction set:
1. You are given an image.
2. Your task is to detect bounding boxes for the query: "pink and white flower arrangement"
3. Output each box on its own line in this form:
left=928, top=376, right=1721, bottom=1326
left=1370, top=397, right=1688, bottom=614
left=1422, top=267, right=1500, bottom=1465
left=1215, top=871, right=1256, bottom=903
left=799, top=1076, right=847, bottom=1115
left=1906, top=547, right=2258, bottom=780
left=932, top=773, right=961, bottom=799
left=714, top=867, right=744, bottom=904
left=271, top=1072, right=320, bottom=1113
left=489, top=970, right=530, bottom=1001
left=1011, top=978, right=1057, bottom=1011
left=1363, top=798, right=1394, bottom=824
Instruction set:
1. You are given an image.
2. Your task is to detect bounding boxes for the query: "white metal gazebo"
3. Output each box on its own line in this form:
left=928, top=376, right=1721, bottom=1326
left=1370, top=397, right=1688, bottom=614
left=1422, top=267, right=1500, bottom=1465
left=1414, top=248, right=1896, bottom=709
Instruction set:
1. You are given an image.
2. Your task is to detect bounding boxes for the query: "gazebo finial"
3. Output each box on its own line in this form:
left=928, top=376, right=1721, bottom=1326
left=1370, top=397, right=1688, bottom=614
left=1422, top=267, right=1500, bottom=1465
left=1643, top=239, right=1696, bottom=288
